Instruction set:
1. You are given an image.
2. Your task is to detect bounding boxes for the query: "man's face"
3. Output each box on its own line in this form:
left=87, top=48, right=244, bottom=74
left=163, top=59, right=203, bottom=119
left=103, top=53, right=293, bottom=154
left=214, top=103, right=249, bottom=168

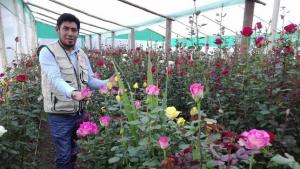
left=57, top=21, right=78, bottom=48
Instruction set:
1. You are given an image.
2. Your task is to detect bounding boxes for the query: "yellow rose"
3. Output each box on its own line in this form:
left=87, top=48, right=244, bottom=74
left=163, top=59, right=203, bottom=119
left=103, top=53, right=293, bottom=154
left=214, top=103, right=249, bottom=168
left=114, top=76, right=119, bottom=82
left=143, top=81, right=147, bottom=88
left=101, top=107, right=106, bottom=112
left=116, top=95, right=121, bottom=102
left=177, top=117, right=185, bottom=125
left=165, top=106, right=179, bottom=119
left=107, top=82, right=113, bottom=90
left=133, top=82, right=139, bottom=89
left=190, top=107, right=198, bottom=116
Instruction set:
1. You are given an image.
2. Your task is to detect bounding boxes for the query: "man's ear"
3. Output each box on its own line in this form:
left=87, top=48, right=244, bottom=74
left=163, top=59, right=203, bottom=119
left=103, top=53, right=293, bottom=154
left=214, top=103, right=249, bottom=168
left=55, top=26, right=59, bottom=32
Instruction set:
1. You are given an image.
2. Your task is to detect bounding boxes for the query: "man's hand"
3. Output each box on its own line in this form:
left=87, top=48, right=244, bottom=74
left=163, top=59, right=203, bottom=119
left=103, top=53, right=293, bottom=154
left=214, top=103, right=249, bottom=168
left=108, top=74, right=118, bottom=87
left=71, top=90, right=91, bottom=101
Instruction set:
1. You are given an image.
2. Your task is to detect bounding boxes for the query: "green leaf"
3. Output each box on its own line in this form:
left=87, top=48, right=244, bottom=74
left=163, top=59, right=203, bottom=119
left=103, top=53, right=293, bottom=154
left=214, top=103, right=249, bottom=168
left=270, top=153, right=300, bottom=169
left=108, top=157, right=120, bottom=164
left=138, top=138, right=148, bottom=146
left=259, top=110, right=270, bottom=115
left=143, top=159, right=160, bottom=167
left=179, top=144, right=190, bottom=150
left=141, top=116, right=149, bottom=123
left=126, top=120, right=140, bottom=125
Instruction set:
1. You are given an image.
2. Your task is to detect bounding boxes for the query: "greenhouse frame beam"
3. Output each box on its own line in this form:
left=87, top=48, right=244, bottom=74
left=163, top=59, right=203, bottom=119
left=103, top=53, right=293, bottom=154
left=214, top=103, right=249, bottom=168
left=270, top=0, right=280, bottom=47
left=49, top=0, right=132, bottom=29
left=111, top=32, right=115, bottom=49
left=97, top=34, right=102, bottom=50
left=26, top=2, right=112, bottom=32
left=33, top=14, right=100, bottom=35
left=0, top=7, right=7, bottom=69
left=165, top=19, right=172, bottom=52
left=117, top=0, right=174, bottom=21
left=32, top=11, right=111, bottom=33
left=35, top=17, right=91, bottom=35
left=129, top=28, right=135, bottom=50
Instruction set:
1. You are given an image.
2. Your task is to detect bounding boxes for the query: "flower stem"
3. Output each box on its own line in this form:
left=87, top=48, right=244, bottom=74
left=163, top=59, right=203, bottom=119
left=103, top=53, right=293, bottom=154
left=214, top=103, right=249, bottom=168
left=197, top=101, right=203, bottom=169
left=249, top=154, right=254, bottom=169
left=163, top=150, right=167, bottom=159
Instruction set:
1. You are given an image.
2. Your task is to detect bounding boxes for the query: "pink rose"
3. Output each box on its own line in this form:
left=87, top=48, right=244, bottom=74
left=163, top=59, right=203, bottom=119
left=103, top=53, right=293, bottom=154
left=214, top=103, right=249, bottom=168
left=159, top=136, right=170, bottom=149
left=145, top=85, right=160, bottom=96
left=81, top=87, right=92, bottom=97
left=238, top=129, right=270, bottom=150
left=76, top=122, right=99, bottom=137
left=189, top=83, right=204, bottom=99
left=99, top=116, right=112, bottom=127
left=99, top=85, right=108, bottom=94
left=134, top=100, right=142, bottom=109
left=241, top=27, right=253, bottom=37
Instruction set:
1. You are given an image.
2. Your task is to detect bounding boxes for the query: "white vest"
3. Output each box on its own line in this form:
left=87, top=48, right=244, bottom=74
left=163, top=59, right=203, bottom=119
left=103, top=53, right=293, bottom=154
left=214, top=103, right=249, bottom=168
left=41, top=42, right=89, bottom=114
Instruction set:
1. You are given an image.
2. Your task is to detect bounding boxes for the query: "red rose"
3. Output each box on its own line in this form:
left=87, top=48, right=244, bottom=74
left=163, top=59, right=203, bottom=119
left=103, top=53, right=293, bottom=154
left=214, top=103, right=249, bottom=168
left=284, top=23, right=298, bottom=34
left=132, top=57, right=141, bottom=63
left=135, top=47, right=141, bottom=51
left=214, top=38, right=223, bottom=45
left=0, top=73, right=5, bottom=78
left=256, top=22, right=262, bottom=29
left=255, top=36, right=264, bottom=48
left=267, top=132, right=275, bottom=143
left=241, top=26, right=253, bottom=36
left=284, top=46, right=294, bottom=54
left=96, top=59, right=104, bottom=66
left=16, top=74, right=29, bottom=82
left=151, top=66, right=156, bottom=73
left=221, top=68, right=230, bottom=76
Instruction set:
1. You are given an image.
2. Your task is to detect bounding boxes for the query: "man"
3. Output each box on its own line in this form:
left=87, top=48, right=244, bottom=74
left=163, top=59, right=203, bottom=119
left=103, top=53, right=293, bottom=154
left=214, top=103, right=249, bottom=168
left=39, top=13, right=115, bottom=169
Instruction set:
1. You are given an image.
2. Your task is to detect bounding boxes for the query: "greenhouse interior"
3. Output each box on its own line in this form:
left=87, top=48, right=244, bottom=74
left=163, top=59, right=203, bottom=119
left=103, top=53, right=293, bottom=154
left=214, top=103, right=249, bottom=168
left=0, top=0, right=299, bottom=168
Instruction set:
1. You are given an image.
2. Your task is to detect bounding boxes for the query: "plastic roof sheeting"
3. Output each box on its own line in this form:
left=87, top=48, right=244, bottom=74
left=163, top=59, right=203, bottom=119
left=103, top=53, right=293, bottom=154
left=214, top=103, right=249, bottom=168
left=27, top=0, right=244, bottom=34
left=28, top=0, right=300, bottom=39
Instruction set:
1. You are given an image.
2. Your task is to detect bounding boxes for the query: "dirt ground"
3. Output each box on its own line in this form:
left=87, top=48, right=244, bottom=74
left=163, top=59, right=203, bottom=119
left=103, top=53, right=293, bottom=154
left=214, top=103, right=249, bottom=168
left=36, top=121, right=86, bottom=169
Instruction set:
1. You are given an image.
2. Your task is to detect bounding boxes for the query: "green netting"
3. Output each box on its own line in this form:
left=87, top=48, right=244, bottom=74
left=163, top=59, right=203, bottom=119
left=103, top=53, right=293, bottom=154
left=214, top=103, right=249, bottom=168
left=36, top=21, right=58, bottom=39
left=171, top=35, right=237, bottom=48
left=172, top=33, right=299, bottom=48
left=35, top=21, right=85, bottom=46
left=115, top=28, right=165, bottom=41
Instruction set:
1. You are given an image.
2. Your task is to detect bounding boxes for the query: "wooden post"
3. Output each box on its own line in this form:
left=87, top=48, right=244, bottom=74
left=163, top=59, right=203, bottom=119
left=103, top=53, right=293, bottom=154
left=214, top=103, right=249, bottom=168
left=111, top=32, right=115, bottom=49
left=165, top=19, right=172, bottom=53
left=270, top=0, right=280, bottom=48
left=98, top=34, right=102, bottom=50
left=89, top=35, right=92, bottom=49
left=129, top=28, right=135, bottom=50
left=241, top=0, right=255, bottom=48
left=14, top=0, right=24, bottom=56
left=0, top=7, right=7, bottom=71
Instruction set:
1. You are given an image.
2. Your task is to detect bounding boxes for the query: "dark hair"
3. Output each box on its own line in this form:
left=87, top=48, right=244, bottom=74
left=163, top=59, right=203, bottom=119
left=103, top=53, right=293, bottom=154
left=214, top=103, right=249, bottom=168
left=57, top=13, right=80, bottom=31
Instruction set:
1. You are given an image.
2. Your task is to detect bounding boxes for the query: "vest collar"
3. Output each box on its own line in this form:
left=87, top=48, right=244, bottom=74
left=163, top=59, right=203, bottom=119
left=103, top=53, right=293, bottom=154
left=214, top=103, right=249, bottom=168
left=57, top=41, right=80, bottom=55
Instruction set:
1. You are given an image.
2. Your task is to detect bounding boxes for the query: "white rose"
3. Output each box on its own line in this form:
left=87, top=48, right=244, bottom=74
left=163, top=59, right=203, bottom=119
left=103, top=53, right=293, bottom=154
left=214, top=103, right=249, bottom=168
left=0, top=125, right=7, bottom=137
left=168, top=61, right=175, bottom=66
